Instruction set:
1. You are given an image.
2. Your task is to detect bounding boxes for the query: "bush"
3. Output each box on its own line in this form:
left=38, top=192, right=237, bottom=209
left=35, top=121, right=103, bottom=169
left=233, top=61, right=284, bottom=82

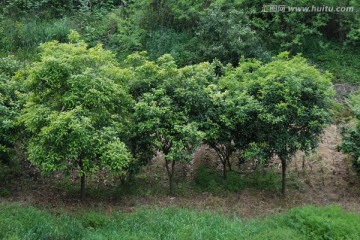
left=339, top=92, right=360, bottom=169
left=222, top=171, right=244, bottom=192
left=193, top=165, right=221, bottom=192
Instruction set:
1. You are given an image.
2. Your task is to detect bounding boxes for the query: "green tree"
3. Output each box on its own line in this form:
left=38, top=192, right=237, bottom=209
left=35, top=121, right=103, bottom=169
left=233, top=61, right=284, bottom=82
left=241, top=53, right=334, bottom=196
left=132, top=54, right=212, bottom=194
left=203, top=60, right=262, bottom=179
left=193, top=6, right=266, bottom=65
left=18, top=33, right=133, bottom=199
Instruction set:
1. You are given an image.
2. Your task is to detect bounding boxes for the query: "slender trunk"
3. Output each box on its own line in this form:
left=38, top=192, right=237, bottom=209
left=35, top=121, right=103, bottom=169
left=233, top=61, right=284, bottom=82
left=81, top=174, right=85, bottom=200
left=165, top=159, right=176, bottom=195
left=222, top=160, right=227, bottom=179
left=227, top=156, right=232, bottom=172
left=79, top=159, right=86, bottom=200
left=212, top=144, right=228, bottom=179
left=281, top=158, right=287, bottom=197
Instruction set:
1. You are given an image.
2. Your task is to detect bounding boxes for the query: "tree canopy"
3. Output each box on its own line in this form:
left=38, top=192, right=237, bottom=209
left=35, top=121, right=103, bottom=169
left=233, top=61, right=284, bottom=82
left=18, top=33, right=133, bottom=198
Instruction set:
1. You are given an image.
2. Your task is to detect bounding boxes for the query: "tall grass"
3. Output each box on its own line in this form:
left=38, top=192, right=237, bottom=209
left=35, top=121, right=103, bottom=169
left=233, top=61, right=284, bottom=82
left=0, top=17, right=73, bottom=60
left=0, top=203, right=359, bottom=239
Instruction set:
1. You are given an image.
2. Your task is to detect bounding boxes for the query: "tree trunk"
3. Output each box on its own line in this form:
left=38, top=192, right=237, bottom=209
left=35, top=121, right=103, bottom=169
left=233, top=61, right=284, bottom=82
left=281, top=158, right=287, bottom=197
left=227, top=156, right=232, bottom=172
left=79, top=159, right=86, bottom=200
left=165, top=159, right=176, bottom=195
left=222, top=160, right=227, bottom=179
left=80, top=173, right=86, bottom=200
left=211, top=144, right=230, bottom=179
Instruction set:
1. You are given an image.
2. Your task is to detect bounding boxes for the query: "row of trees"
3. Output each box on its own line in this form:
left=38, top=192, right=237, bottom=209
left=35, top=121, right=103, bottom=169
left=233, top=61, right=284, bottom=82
left=0, top=33, right=334, bottom=198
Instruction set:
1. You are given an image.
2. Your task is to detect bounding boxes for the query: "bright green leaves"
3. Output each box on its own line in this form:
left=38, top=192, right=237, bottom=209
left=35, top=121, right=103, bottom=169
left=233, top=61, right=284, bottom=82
left=244, top=54, right=334, bottom=157
left=0, top=56, right=25, bottom=163
left=204, top=53, right=334, bottom=190
left=100, top=140, right=132, bottom=172
left=19, top=34, right=132, bottom=181
left=8, top=33, right=335, bottom=197
left=132, top=54, right=210, bottom=193
left=133, top=60, right=204, bottom=161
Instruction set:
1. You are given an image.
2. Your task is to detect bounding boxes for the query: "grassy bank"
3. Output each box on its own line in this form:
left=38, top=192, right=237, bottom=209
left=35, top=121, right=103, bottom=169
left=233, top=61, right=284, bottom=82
left=0, top=203, right=359, bottom=239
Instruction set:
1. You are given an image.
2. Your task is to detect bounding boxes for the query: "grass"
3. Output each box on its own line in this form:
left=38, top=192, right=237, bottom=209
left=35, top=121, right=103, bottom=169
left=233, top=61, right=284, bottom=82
left=193, top=165, right=300, bottom=194
left=0, top=203, right=359, bottom=239
left=0, top=16, right=73, bottom=60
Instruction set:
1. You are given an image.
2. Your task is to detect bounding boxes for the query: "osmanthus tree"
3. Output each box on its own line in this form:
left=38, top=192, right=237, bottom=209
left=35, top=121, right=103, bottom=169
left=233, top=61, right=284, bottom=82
left=203, top=60, right=262, bottom=179
left=133, top=54, right=215, bottom=194
left=241, top=52, right=334, bottom=196
left=18, top=32, right=133, bottom=199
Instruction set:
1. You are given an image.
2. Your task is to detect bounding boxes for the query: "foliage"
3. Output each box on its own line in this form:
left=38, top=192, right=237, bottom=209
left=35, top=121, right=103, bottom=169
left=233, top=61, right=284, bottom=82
left=1, top=203, right=360, bottom=239
left=193, top=6, right=267, bottom=65
left=132, top=53, right=214, bottom=194
left=193, top=165, right=222, bottom=192
left=18, top=34, right=133, bottom=198
left=0, top=56, right=24, bottom=165
left=0, top=0, right=122, bottom=18
left=140, top=2, right=266, bottom=65
left=237, top=53, right=334, bottom=195
left=339, top=92, right=360, bottom=169
left=244, top=52, right=334, bottom=157
left=202, top=60, right=262, bottom=179
left=304, top=42, right=360, bottom=85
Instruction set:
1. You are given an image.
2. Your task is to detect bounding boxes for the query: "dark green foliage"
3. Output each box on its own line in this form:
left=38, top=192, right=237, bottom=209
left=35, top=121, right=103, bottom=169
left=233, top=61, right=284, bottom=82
left=1, top=0, right=123, bottom=18
left=139, top=2, right=266, bottom=65
left=193, top=165, right=222, bottom=192
left=305, top=42, right=360, bottom=85
left=0, top=17, right=72, bottom=59
left=0, top=0, right=358, bottom=85
left=193, top=6, right=267, bottom=65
